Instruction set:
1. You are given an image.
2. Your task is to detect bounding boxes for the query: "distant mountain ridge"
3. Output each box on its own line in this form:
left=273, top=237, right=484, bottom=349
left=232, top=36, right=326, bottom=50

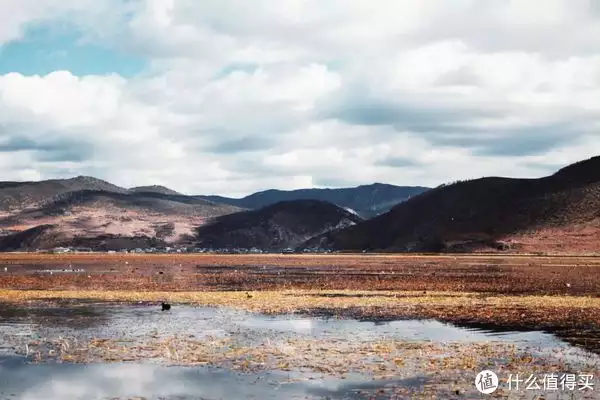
left=198, top=183, right=430, bottom=218
left=0, top=175, right=423, bottom=251
left=301, top=155, right=600, bottom=254
left=130, top=185, right=182, bottom=196
left=2, top=155, right=599, bottom=254
left=0, top=177, right=243, bottom=251
left=0, top=176, right=128, bottom=211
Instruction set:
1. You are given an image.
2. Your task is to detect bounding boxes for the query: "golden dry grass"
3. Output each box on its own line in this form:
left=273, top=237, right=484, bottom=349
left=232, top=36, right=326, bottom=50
left=19, top=334, right=598, bottom=378
left=2, top=254, right=600, bottom=398
left=1, top=289, right=599, bottom=310
left=10, top=323, right=599, bottom=400
left=2, top=253, right=600, bottom=354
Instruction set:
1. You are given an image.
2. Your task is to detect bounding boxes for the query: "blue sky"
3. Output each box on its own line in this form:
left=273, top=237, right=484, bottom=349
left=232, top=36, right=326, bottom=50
left=0, top=24, right=146, bottom=77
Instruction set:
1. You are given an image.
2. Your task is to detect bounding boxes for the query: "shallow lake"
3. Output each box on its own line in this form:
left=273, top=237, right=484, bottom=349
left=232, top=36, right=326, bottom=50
left=0, top=304, right=583, bottom=345
left=0, top=304, right=598, bottom=399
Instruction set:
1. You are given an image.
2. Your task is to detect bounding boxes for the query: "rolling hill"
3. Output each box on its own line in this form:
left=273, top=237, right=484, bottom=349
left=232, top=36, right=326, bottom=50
left=195, top=200, right=363, bottom=251
left=300, top=156, right=600, bottom=253
left=197, top=183, right=429, bottom=218
left=0, top=187, right=243, bottom=251
left=0, top=176, right=128, bottom=211
left=129, top=185, right=182, bottom=196
left=0, top=175, right=421, bottom=251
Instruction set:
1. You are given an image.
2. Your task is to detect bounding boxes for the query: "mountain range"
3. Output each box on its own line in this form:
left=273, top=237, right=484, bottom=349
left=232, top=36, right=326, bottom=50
left=0, top=177, right=422, bottom=251
left=197, top=183, right=429, bottom=218
left=302, top=155, right=600, bottom=253
left=0, top=155, right=599, bottom=253
left=196, top=200, right=363, bottom=251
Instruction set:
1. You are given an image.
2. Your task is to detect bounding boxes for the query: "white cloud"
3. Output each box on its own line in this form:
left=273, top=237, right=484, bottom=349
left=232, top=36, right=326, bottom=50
left=0, top=0, right=599, bottom=196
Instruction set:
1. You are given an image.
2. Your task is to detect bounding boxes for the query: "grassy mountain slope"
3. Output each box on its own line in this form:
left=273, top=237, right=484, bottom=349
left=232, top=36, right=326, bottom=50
left=196, top=199, right=363, bottom=250
left=301, top=156, right=600, bottom=253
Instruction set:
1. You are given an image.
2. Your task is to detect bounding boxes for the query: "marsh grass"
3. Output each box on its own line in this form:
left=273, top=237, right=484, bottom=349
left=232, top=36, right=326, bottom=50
left=1, top=289, right=599, bottom=310
left=3, top=253, right=600, bottom=294
left=2, top=287, right=600, bottom=398
left=14, top=332, right=600, bottom=378
left=10, top=330, right=599, bottom=400
left=4, top=254, right=600, bottom=398
left=3, top=289, right=600, bottom=334
left=4, top=288, right=600, bottom=354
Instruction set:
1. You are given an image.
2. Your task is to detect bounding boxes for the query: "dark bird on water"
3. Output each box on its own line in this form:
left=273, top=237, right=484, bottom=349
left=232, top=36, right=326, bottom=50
left=246, top=292, right=253, bottom=299
left=161, top=302, right=171, bottom=311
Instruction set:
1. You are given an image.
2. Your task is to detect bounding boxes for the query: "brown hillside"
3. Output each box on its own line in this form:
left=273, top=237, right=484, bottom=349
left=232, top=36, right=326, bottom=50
left=129, top=185, right=182, bottom=196
left=0, top=190, right=243, bottom=251
left=0, top=224, right=64, bottom=251
left=301, top=155, right=600, bottom=253
left=196, top=200, right=363, bottom=250
left=0, top=176, right=128, bottom=211
left=37, top=190, right=239, bottom=217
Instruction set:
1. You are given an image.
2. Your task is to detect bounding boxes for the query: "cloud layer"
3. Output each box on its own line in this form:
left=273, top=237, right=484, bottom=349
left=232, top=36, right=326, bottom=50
left=1, top=0, right=599, bottom=196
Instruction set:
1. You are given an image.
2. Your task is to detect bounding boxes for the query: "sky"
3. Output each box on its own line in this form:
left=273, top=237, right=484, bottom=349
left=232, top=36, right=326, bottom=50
left=0, top=0, right=599, bottom=197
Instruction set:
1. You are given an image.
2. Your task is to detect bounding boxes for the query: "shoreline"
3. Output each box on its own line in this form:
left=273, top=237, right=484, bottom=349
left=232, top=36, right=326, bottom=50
left=2, top=288, right=600, bottom=355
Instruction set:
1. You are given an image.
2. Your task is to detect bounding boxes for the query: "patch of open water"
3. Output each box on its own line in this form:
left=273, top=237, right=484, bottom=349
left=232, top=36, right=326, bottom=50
left=0, top=356, right=425, bottom=400
left=0, top=304, right=584, bottom=348
left=0, top=304, right=599, bottom=399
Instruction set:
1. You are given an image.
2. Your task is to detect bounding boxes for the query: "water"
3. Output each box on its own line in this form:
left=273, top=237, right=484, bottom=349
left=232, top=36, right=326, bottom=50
left=0, top=356, right=428, bottom=400
left=0, top=304, right=578, bottom=347
left=0, top=304, right=593, bottom=365
left=0, top=304, right=598, bottom=399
